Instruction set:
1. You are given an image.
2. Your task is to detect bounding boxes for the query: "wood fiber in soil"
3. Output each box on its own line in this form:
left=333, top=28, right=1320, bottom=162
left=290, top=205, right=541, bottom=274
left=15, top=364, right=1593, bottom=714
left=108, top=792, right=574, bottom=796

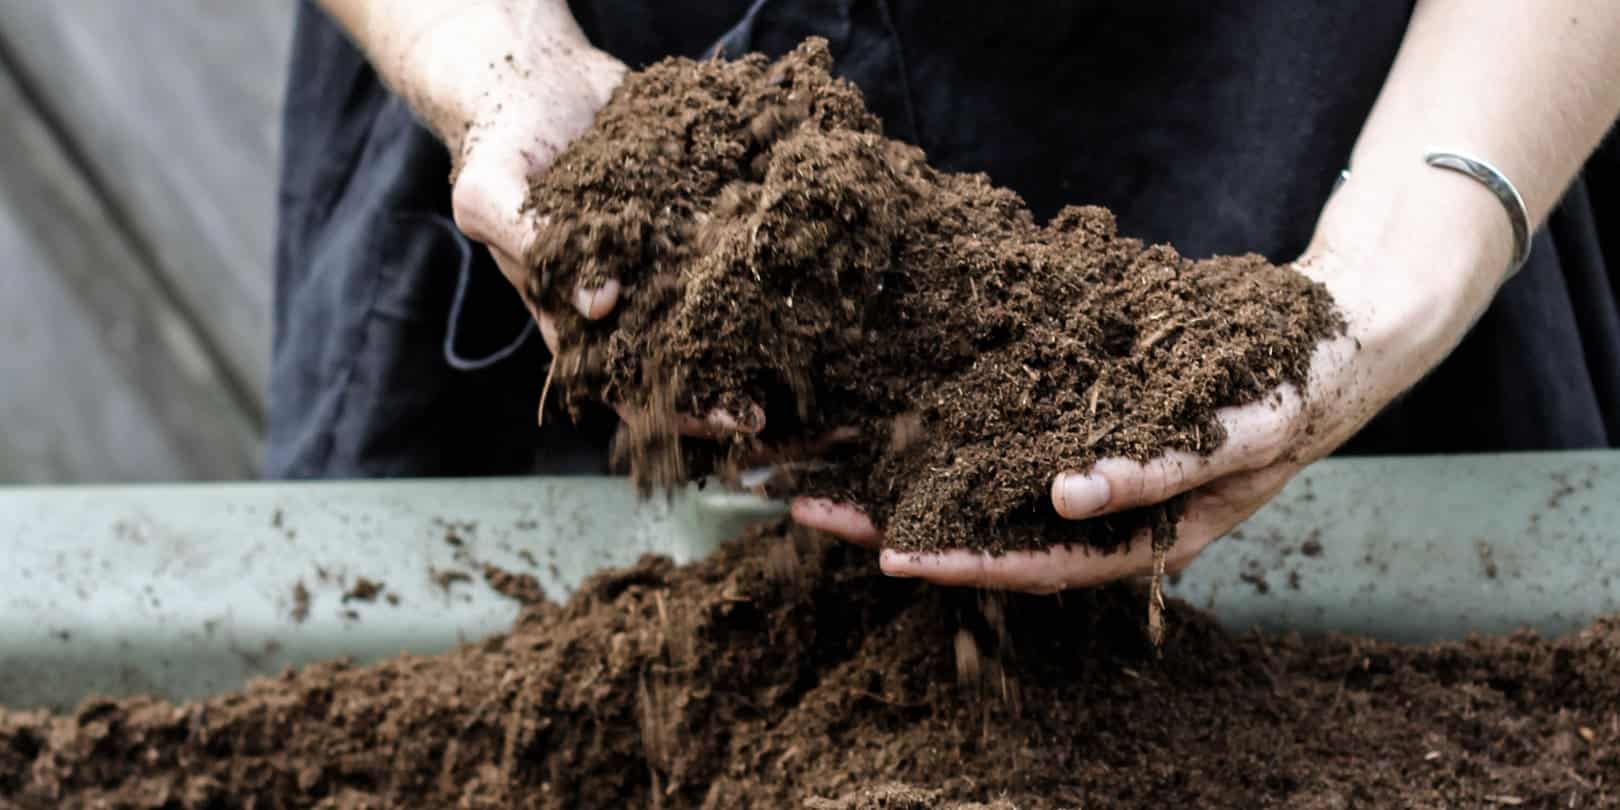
left=3, top=526, right=1617, bottom=809
left=527, top=39, right=1343, bottom=554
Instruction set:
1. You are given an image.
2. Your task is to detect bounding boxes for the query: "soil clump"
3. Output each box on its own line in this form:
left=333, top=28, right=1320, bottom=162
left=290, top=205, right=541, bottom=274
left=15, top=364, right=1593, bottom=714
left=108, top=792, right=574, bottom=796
left=340, top=578, right=385, bottom=604
left=3, top=525, right=1616, bottom=809
left=483, top=564, right=548, bottom=606
left=526, top=39, right=1342, bottom=554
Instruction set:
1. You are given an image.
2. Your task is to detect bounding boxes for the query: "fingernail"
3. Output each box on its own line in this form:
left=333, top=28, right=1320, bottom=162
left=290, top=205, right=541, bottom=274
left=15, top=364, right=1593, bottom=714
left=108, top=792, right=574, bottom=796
left=1054, top=473, right=1110, bottom=518
left=879, top=550, right=918, bottom=578
left=573, top=279, right=622, bottom=319
left=573, top=286, right=599, bottom=317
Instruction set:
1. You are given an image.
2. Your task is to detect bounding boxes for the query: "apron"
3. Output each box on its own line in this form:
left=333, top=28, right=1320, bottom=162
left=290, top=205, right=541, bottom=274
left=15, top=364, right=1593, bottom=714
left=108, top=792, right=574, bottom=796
left=268, top=0, right=1620, bottom=478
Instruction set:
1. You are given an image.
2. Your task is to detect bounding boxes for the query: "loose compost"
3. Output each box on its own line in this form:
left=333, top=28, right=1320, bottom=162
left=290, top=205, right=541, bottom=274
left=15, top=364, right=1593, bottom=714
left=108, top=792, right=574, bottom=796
left=527, top=39, right=1342, bottom=554
left=2, top=528, right=1616, bottom=808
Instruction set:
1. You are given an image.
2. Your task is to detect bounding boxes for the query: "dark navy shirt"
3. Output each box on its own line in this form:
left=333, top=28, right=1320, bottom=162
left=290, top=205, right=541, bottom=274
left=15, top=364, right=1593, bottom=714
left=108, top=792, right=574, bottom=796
left=269, top=1, right=1620, bottom=478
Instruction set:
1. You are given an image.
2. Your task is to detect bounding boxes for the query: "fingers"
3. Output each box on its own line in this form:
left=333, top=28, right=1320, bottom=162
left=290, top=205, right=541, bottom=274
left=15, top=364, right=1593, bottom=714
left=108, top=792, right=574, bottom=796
left=879, top=545, right=1136, bottom=593
left=452, top=152, right=535, bottom=267
left=1164, top=463, right=1297, bottom=574
left=790, top=498, right=882, bottom=548
left=1050, top=385, right=1304, bottom=519
left=890, top=462, right=1302, bottom=593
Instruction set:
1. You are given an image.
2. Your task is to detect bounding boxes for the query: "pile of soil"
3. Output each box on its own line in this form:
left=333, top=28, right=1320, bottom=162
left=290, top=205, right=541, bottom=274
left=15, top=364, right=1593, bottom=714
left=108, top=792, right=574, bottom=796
left=4, top=526, right=1615, bottom=808
left=527, top=39, right=1343, bottom=553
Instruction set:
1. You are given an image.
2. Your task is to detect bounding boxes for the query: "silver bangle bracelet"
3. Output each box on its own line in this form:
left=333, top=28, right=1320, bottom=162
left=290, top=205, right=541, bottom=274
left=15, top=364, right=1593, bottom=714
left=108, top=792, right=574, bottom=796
left=1423, top=150, right=1532, bottom=279
left=1331, top=151, right=1533, bottom=279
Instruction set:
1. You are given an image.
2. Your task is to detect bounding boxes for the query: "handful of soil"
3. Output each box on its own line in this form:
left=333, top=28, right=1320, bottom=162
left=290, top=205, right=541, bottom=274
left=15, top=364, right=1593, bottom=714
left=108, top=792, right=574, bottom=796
left=528, top=39, right=1342, bottom=553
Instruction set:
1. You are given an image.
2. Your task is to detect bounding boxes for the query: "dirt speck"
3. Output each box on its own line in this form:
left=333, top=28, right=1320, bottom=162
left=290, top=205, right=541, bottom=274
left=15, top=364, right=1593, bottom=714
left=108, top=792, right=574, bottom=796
left=290, top=581, right=310, bottom=623
left=1239, top=570, right=1270, bottom=595
left=342, top=577, right=385, bottom=604
left=431, top=568, right=474, bottom=592
left=482, top=565, right=547, bottom=606
left=1476, top=540, right=1499, bottom=580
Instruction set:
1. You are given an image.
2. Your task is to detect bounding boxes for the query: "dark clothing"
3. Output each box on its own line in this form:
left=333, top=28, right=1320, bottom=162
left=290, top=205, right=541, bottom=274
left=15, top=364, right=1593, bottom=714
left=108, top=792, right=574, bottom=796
left=269, top=0, right=1620, bottom=479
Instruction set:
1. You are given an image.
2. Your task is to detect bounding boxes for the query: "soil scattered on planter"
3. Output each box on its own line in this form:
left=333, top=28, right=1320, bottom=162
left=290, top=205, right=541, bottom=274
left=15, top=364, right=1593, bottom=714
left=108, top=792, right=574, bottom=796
left=341, top=577, right=385, bottom=604
left=289, top=581, right=310, bottom=624
left=482, top=564, right=548, bottom=606
left=431, top=567, right=474, bottom=592
left=527, top=39, right=1342, bottom=554
left=3, top=526, right=1615, bottom=808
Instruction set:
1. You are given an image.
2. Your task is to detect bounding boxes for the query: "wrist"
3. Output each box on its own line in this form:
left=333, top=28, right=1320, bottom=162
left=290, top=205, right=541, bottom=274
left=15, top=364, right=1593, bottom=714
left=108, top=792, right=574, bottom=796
left=1322, top=155, right=1514, bottom=283
left=1304, top=155, right=1518, bottom=369
left=360, top=1, right=596, bottom=146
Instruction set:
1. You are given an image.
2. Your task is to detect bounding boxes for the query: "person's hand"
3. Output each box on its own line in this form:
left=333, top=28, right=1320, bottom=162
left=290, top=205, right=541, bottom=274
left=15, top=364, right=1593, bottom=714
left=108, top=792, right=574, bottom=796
left=381, top=4, right=629, bottom=331
left=335, top=0, right=634, bottom=346
left=358, top=1, right=753, bottom=436
left=797, top=162, right=1518, bottom=591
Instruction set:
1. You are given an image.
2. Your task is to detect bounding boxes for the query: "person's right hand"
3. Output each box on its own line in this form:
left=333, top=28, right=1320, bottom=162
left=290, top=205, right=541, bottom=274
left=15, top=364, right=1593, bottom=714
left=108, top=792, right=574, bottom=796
left=317, top=0, right=626, bottom=323
left=380, top=3, right=628, bottom=328
left=325, top=0, right=629, bottom=340
left=360, top=1, right=752, bottom=435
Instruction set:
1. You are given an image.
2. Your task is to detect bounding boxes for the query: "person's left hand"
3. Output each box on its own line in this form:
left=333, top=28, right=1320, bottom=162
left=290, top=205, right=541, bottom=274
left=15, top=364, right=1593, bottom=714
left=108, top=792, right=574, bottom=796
left=796, top=164, right=1517, bottom=591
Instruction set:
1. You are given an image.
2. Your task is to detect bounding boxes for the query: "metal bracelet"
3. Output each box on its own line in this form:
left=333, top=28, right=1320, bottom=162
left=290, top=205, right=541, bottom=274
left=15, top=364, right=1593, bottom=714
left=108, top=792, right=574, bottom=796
left=1332, top=153, right=1532, bottom=279
left=1423, top=150, right=1533, bottom=279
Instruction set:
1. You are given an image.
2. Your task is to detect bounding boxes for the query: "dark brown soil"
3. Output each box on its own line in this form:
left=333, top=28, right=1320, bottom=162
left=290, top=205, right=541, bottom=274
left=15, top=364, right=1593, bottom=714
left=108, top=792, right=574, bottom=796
left=526, top=39, right=1342, bottom=553
left=4, top=525, right=1615, bottom=809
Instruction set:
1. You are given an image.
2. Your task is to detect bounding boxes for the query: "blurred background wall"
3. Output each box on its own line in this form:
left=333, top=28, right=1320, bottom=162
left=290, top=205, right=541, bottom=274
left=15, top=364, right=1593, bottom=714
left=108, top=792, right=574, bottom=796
left=0, top=3, right=291, bottom=482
